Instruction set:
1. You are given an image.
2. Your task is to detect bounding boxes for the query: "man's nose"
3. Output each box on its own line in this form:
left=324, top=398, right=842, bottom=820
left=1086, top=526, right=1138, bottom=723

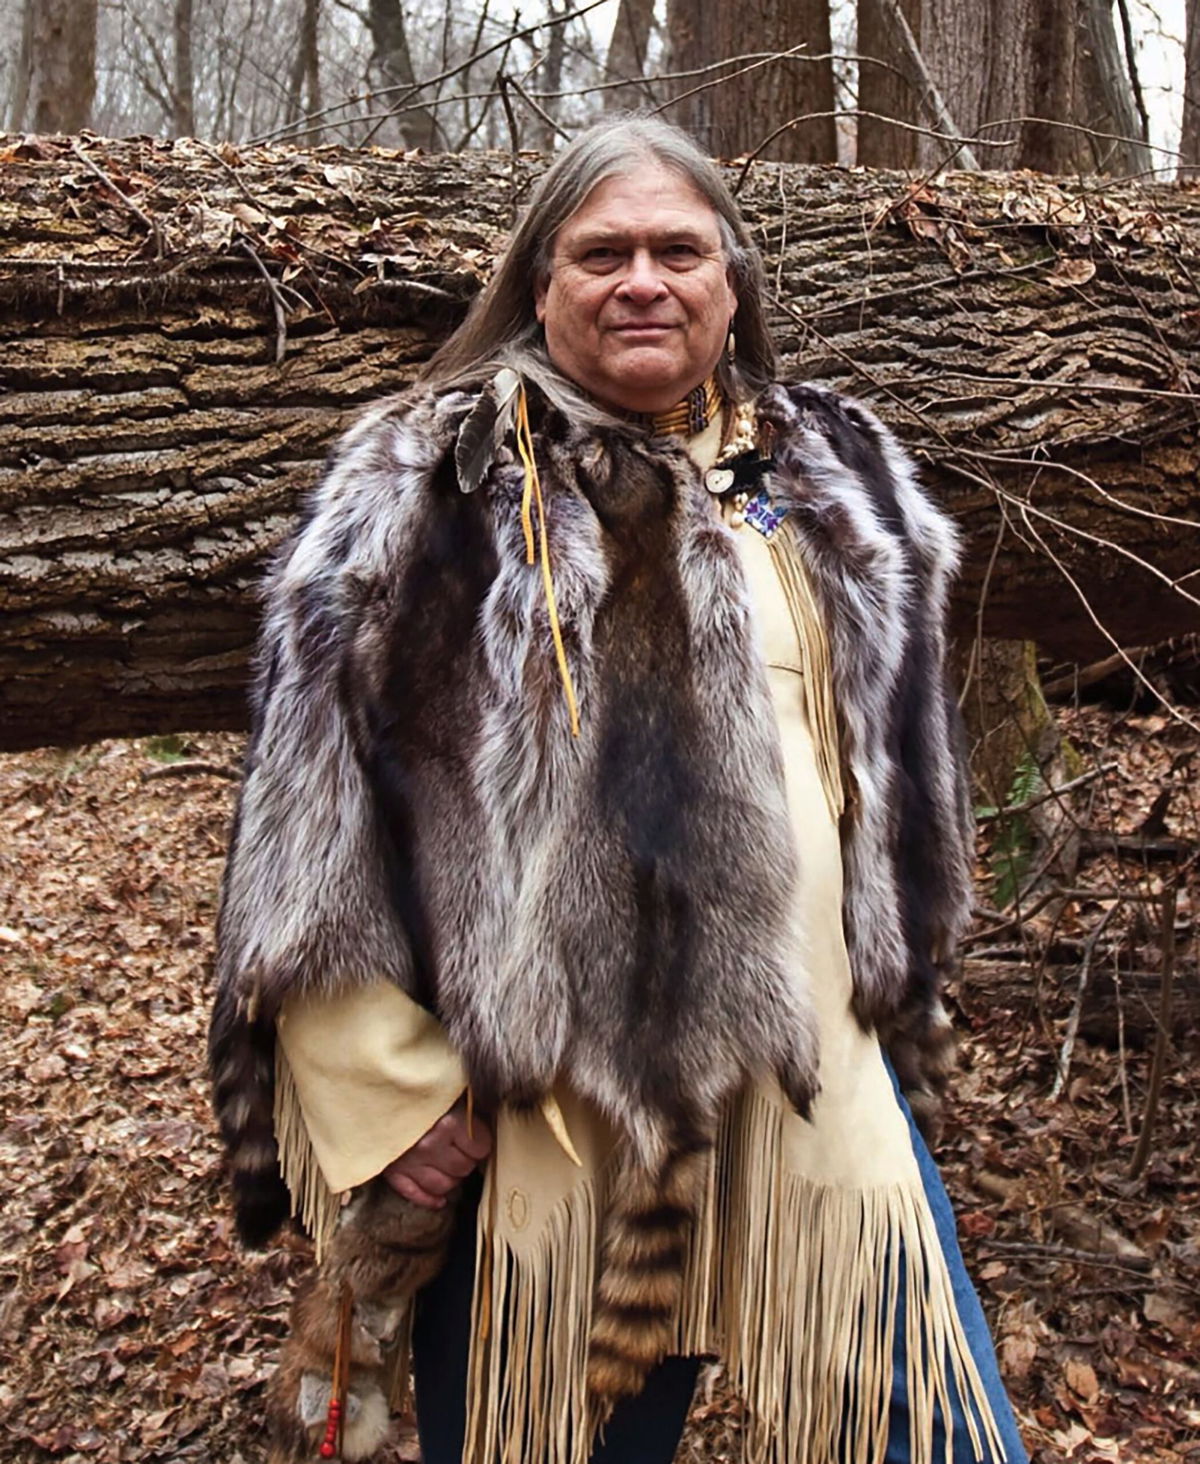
left=617, top=248, right=668, bottom=301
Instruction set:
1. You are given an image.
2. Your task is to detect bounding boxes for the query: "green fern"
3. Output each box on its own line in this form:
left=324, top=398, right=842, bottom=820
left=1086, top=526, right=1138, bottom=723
left=988, top=752, right=1044, bottom=909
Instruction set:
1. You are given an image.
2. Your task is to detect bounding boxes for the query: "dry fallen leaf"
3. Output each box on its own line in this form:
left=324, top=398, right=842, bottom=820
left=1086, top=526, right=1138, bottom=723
left=1064, top=1358, right=1101, bottom=1404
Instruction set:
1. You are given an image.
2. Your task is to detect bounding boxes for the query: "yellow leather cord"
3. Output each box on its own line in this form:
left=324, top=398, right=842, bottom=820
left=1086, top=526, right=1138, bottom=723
left=515, top=384, right=581, bottom=738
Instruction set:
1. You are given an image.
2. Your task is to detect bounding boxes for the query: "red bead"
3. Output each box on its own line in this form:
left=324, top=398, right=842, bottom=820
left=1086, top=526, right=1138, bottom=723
left=329, top=1400, right=342, bottom=1415
left=320, top=1444, right=335, bottom=1459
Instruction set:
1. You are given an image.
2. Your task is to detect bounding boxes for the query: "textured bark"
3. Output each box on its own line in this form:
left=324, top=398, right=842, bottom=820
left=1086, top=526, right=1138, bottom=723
left=857, top=0, right=1150, bottom=175
left=1, top=135, right=1197, bottom=749
left=857, top=0, right=1017, bottom=169
left=286, top=0, right=322, bottom=142
left=366, top=0, right=439, bottom=150
left=173, top=0, right=195, bottom=138
left=1182, top=0, right=1200, bottom=179
left=604, top=0, right=656, bottom=110
left=10, top=0, right=98, bottom=135
left=530, top=0, right=568, bottom=151
left=667, top=0, right=837, bottom=162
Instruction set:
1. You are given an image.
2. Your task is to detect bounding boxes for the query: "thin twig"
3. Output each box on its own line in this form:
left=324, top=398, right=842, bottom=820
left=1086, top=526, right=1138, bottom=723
left=1114, top=0, right=1152, bottom=149
left=1050, top=902, right=1119, bottom=1099
left=497, top=74, right=521, bottom=225
left=1012, top=501, right=1200, bottom=735
left=70, top=140, right=164, bottom=255
left=504, top=73, right=570, bottom=143
left=976, top=763, right=1120, bottom=823
left=733, top=108, right=1009, bottom=193
left=980, top=1240, right=1153, bottom=1276
left=1128, top=880, right=1178, bottom=1180
left=238, top=238, right=288, bottom=363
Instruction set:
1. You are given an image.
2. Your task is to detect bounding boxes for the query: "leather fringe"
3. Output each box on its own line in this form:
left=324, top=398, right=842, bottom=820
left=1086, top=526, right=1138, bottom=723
left=275, top=1046, right=342, bottom=1258
left=464, top=1085, right=1005, bottom=1464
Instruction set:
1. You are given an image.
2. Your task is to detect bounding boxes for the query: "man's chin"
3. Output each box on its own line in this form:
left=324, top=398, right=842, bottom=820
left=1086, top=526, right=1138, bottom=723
left=599, top=352, right=693, bottom=410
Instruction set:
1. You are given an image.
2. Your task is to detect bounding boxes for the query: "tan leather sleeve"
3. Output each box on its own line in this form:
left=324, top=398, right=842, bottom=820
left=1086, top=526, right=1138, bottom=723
left=275, top=980, right=467, bottom=1194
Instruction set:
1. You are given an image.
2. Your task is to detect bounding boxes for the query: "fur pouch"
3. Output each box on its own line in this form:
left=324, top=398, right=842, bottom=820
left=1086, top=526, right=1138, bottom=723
left=266, top=1181, right=456, bottom=1463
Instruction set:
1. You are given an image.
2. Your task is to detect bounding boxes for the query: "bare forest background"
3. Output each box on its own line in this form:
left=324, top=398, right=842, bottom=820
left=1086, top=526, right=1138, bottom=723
left=2, top=1, right=1200, bottom=1462
left=2, top=0, right=1198, bottom=169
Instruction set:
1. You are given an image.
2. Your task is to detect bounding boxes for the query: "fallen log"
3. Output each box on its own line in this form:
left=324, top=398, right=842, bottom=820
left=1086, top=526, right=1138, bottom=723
left=2, top=133, right=1198, bottom=748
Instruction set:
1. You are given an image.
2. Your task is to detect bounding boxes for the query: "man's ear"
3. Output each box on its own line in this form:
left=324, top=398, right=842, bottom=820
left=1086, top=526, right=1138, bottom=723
left=534, top=273, right=549, bottom=323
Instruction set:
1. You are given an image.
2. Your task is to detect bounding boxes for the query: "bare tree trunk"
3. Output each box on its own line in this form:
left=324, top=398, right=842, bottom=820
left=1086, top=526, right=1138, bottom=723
left=858, top=0, right=1150, bottom=176
left=858, top=0, right=1031, bottom=169
left=10, top=0, right=97, bottom=134
left=1179, top=0, right=1200, bottom=177
left=1020, top=0, right=1150, bottom=174
left=667, top=0, right=837, bottom=161
left=1074, top=0, right=1152, bottom=174
left=856, top=0, right=920, bottom=168
left=9, top=4, right=34, bottom=134
left=2, top=139, right=1197, bottom=748
left=604, top=0, right=656, bottom=110
left=531, top=0, right=567, bottom=150
left=173, top=0, right=195, bottom=138
left=287, top=0, right=322, bottom=141
left=367, top=0, right=440, bottom=149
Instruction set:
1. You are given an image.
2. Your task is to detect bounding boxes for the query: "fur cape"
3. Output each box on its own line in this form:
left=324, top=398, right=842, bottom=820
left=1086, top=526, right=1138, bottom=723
left=209, top=379, right=973, bottom=1247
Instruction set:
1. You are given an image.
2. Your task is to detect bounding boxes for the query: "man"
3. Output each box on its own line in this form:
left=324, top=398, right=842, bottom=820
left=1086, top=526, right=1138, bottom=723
left=211, top=116, right=1028, bottom=1464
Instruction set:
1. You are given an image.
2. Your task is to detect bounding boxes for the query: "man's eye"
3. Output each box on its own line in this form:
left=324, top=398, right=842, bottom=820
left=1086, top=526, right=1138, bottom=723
left=583, top=247, right=620, bottom=264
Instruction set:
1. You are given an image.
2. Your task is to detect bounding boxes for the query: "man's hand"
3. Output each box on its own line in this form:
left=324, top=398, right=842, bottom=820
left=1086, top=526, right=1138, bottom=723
left=381, top=1095, right=493, bottom=1209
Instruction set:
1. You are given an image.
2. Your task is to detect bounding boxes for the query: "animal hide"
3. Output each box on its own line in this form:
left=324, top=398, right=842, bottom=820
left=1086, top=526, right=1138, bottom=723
left=209, top=377, right=971, bottom=1243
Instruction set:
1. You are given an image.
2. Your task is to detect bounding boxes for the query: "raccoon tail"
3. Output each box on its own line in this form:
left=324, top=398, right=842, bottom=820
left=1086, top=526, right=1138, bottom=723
left=586, top=1132, right=710, bottom=1422
left=208, top=985, right=290, bottom=1246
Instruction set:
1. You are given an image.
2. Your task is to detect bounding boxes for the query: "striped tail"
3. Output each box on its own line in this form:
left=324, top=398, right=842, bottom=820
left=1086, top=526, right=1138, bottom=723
left=586, top=1134, right=710, bottom=1421
left=208, top=985, right=290, bottom=1246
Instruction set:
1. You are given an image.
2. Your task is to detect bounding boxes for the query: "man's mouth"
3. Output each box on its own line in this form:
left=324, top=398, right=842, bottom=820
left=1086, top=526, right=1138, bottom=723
left=610, top=322, right=677, bottom=335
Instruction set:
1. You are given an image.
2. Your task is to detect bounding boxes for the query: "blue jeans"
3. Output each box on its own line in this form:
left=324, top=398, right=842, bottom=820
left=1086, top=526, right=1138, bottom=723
left=412, top=1090, right=1029, bottom=1464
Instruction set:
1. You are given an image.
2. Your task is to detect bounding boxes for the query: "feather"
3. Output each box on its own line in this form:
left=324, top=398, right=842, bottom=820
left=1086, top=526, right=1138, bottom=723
left=454, top=367, right=521, bottom=494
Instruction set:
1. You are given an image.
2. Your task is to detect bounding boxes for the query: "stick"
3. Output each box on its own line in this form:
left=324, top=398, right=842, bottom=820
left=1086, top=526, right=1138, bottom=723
left=239, top=238, right=289, bottom=364
left=1128, top=881, right=1178, bottom=1180
left=1050, top=904, right=1117, bottom=1099
left=980, top=1240, right=1153, bottom=1276
left=975, top=762, right=1119, bottom=823
left=70, top=141, right=164, bottom=254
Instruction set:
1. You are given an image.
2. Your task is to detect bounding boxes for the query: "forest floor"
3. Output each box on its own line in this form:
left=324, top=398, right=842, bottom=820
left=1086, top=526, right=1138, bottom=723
left=0, top=713, right=1197, bottom=1464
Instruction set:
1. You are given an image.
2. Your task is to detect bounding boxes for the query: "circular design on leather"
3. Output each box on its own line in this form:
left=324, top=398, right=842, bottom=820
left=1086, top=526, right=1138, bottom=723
left=506, top=1187, right=530, bottom=1231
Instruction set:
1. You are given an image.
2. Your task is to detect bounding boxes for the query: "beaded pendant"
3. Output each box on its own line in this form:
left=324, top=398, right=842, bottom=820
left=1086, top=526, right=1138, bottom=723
left=742, top=488, right=791, bottom=541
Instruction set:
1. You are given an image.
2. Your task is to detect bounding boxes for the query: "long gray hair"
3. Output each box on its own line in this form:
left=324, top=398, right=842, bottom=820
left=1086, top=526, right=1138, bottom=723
left=424, top=116, right=778, bottom=423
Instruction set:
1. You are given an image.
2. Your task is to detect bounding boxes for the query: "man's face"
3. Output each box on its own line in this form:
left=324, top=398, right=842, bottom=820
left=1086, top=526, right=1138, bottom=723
left=534, top=162, right=738, bottom=415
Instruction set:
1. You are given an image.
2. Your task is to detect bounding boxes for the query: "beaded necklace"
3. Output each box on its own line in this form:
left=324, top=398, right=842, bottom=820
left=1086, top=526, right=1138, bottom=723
left=643, top=375, right=722, bottom=436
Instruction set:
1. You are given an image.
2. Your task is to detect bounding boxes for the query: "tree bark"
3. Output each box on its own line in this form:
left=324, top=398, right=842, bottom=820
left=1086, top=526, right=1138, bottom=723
left=666, top=0, right=837, bottom=161
left=173, top=0, right=195, bottom=139
left=366, top=0, right=440, bottom=150
left=857, top=0, right=1151, bottom=175
left=286, top=0, right=322, bottom=143
left=10, top=0, right=98, bottom=135
left=1, top=135, right=1197, bottom=749
left=604, top=0, right=656, bottom=111
left=1182, top=0, right=1200, bottom=178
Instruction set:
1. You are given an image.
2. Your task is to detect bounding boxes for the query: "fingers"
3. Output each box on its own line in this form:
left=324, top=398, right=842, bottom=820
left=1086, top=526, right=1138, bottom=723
left=382, top=1163, right=452, bottom=1210
left=449, top=1109, right=494, bottom=1163
left=376, top=1096, right=495, bottom=1208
